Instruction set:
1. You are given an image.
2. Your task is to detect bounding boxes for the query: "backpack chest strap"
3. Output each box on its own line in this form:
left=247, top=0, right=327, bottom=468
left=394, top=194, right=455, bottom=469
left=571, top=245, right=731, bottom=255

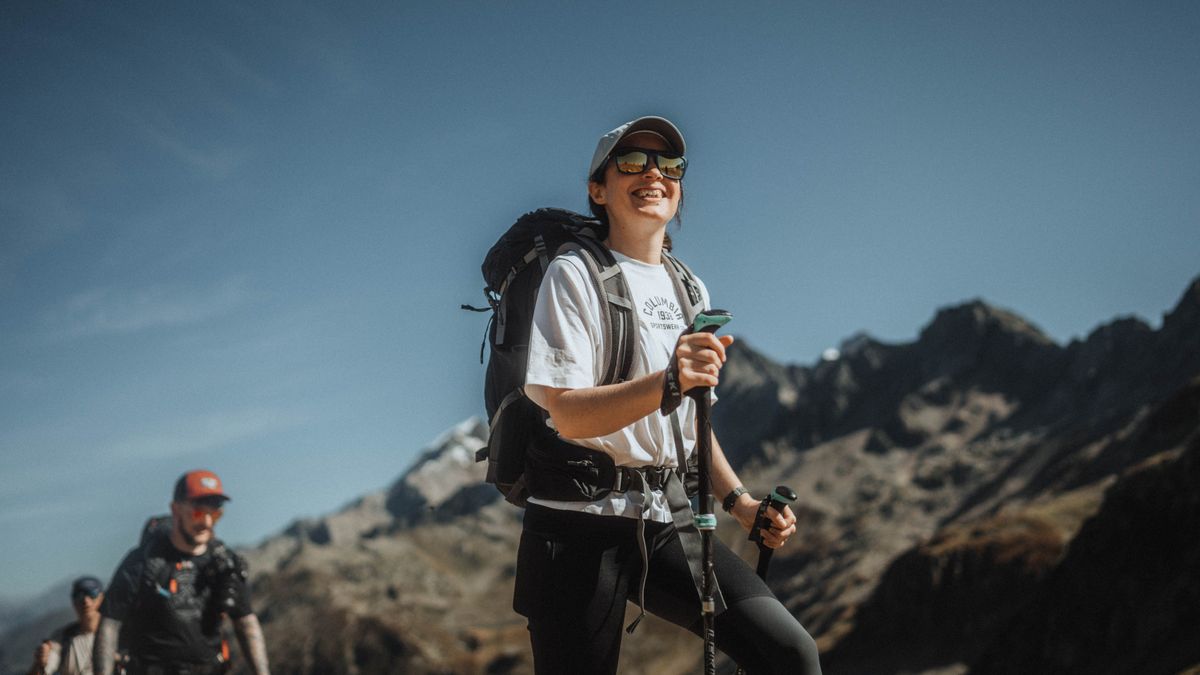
left=613, top=465, right=675, bottom=493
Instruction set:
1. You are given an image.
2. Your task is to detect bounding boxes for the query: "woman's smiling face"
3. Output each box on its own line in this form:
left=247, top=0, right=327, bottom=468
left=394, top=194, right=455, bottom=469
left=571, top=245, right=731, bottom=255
left=589, top=131, right=681, bottom=230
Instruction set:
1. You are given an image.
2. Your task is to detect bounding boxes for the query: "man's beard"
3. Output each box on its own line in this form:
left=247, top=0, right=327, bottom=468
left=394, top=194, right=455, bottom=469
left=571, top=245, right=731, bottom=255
left=174, top=512, right=200, bottom=546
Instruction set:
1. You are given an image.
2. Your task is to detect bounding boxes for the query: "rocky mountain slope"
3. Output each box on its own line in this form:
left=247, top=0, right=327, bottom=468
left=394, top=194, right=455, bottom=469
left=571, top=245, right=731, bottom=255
left=4, top=277, right=1197, bottom=675
left=720, top=277, right=1200, bottom=674
left=231, top=276, right=1200, bottom=667
left=235, top=276, right=1197, bottom=675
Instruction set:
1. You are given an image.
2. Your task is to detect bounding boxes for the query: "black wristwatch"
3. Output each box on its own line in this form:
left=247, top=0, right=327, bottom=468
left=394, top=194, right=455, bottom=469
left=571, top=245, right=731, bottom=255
left=722, top=486, right=748, bottom=513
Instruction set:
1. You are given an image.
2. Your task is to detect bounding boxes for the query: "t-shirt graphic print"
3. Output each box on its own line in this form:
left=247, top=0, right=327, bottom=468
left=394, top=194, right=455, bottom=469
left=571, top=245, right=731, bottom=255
left=643, top=295, right=685, bottom=332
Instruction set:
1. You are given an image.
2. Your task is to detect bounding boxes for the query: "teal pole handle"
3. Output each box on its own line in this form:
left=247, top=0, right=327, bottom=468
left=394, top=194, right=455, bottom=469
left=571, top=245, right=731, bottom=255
left=692, top=309, right=732, bottom=334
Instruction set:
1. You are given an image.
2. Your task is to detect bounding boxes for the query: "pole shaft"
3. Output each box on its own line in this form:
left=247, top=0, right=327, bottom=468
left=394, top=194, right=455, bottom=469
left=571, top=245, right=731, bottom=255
left=695, top=388, right=717, bottom=675
left=688, top=310, right=730, bottom=675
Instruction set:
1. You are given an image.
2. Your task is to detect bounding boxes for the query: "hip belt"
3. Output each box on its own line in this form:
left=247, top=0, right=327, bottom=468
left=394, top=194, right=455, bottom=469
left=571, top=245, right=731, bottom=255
left=127, top=660, right=222, bottom=675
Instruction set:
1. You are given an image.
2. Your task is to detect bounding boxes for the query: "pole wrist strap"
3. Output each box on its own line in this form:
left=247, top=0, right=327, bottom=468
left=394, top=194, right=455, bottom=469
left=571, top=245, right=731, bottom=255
left=660, top=353, right=683, bottom=416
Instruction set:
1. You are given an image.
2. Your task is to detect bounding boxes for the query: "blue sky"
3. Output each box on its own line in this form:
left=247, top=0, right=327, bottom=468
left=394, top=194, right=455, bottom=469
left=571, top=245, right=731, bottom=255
left=2, top=1, right=1197, bottom=600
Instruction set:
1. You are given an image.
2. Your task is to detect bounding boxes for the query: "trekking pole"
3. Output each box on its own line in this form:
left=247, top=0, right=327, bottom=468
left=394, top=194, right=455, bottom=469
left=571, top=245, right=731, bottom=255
left=735, top=485, right=799, bottom=675
left=749, top=485, right=798, bottom=581
left=688, top=309, right=732, bottom=675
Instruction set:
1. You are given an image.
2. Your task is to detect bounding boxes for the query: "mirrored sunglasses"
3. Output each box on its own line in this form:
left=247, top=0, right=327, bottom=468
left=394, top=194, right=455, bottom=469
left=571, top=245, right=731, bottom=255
left=610, top=147, right=687, bottom=180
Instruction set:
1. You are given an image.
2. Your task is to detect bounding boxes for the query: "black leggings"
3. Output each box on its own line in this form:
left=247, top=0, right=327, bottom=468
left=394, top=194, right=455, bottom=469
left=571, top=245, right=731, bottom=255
left=514, top=504, right=822, bottom=675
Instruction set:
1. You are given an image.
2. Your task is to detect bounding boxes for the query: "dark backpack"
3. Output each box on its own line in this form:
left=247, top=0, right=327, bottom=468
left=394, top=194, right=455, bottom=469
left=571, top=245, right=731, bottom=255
left=467, top=208, right=704, bottom=506
left=136, top=516, right=247, bottom=608
left=128, top=516, right=245, bottom=667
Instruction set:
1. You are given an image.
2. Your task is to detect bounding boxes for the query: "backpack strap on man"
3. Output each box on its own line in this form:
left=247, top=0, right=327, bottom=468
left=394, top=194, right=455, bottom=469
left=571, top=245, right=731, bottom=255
left=135, top=515, right=173, bottom=602
left=204, top=540, right=249, bottom=618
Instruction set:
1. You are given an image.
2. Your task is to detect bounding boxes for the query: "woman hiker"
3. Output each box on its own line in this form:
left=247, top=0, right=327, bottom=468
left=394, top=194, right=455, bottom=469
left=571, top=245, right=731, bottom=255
left=514, top=115, right=823, bottom=674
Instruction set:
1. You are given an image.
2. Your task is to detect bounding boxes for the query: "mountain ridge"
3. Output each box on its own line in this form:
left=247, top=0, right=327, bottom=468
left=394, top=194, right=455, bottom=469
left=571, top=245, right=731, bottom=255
left=3, top=276, right=1198, bottom=675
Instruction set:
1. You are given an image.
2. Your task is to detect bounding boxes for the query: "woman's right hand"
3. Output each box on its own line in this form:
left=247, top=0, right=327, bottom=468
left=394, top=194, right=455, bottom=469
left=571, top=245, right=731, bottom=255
left=675, top=331, right=735, bottom=393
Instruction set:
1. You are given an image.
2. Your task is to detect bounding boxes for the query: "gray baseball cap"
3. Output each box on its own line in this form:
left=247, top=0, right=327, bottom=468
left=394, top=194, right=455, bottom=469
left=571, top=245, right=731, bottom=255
left=588, top=116, right=686, bottom=179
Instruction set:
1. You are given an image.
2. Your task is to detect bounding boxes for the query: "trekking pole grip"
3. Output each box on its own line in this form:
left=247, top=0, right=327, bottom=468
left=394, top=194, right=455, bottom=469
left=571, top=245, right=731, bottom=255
left=685, top=309, right=732, bottom=400
left=749, top=485, right=798, bottom=580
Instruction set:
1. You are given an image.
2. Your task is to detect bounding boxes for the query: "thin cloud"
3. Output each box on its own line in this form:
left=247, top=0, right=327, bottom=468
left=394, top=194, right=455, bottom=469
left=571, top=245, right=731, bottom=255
left=108, top=407, right=305, bottom=461
left=109, top=99, right=249, bottom=180
left=42, top=276, right=255, bottom=340
left=139, top=122, right=249, bottom=180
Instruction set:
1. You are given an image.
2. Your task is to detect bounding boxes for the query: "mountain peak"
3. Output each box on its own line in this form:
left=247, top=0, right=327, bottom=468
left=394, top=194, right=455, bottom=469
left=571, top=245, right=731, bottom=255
left=1163, top=275, right=1200, bottom=333
left=839, top=331, right=878, bottom=354
left=384, top=417, right=489, bottom=520
left=920, top=299, right=1054, bottom=348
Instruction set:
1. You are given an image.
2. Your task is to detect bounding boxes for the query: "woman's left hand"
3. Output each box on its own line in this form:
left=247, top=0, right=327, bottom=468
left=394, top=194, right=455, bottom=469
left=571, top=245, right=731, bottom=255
left=730, top=496, right=797, bottom=549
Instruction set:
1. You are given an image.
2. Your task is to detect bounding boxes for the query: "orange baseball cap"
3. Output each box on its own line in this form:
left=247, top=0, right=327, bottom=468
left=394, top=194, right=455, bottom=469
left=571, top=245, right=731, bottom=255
left=173, top=469, right=231, bottom=502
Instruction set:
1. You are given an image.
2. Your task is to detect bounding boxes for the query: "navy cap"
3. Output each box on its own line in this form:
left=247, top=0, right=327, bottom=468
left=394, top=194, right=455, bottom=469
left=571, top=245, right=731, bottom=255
left=71, top=576, right=103, bottom=599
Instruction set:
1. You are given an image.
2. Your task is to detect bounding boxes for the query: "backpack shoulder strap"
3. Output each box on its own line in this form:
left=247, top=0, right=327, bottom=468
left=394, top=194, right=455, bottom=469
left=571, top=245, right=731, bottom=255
left=56, top=621, right=83, bottom=668
left=204, top=539, right=247, bottom=579
left=557, top=237, right=639, bottom=385
left=662, top=251, right=706, bottom=324
left=662, top=252, right=705, bottom=479
left=131, top=517, right=172, bottom=610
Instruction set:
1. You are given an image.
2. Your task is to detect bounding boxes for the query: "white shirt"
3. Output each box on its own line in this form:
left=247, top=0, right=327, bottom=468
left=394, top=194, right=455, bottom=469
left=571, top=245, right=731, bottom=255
left=44, top=626, right=95, bottom=675
left=525, top=249, right=712, bottom=522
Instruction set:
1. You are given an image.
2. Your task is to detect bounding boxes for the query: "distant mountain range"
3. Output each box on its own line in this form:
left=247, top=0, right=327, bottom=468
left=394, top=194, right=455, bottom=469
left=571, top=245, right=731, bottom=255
left=0, top=582, right=73, bottom=674
left=4, top=276, right=1197, bottom=675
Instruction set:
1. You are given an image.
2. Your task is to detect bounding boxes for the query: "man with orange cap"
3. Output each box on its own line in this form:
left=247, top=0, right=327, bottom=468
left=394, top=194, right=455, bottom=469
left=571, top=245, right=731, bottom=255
left=92, top=470, right=270, bottom=675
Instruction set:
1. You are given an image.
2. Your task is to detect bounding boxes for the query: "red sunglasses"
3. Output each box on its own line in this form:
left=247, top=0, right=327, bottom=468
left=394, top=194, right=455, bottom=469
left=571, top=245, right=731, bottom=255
left=187, top=501, right=224, bottom=523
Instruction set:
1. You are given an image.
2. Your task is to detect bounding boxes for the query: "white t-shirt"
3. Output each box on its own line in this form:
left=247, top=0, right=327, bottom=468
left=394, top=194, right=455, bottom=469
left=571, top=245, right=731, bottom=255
left=525, top=249, right=712, bottom=523
left=43, top=624, right=95, bottom=675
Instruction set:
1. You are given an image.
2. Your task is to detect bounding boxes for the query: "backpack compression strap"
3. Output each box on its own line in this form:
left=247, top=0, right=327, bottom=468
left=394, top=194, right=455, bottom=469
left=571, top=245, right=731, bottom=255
left=493, top=238, right=550, bottom=346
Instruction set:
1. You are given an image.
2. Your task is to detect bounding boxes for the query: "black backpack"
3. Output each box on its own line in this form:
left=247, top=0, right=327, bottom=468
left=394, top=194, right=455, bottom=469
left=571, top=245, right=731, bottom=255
left=129, top=516, right=246, bottom=666
left=467, top=208, right=704, bottom=506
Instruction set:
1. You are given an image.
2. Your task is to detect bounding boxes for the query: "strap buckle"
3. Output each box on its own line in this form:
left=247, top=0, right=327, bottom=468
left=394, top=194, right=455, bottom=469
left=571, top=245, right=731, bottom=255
left=615, top=466, right=674, bottom=493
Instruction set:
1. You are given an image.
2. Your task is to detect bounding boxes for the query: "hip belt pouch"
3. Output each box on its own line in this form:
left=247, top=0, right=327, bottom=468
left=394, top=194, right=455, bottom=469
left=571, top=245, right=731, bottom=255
left=525, top=432, right=619, bottom=502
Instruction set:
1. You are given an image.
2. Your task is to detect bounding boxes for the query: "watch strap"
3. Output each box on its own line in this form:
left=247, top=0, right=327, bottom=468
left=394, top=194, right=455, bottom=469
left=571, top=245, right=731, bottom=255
left=722, top=486, right=748, bottom=513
